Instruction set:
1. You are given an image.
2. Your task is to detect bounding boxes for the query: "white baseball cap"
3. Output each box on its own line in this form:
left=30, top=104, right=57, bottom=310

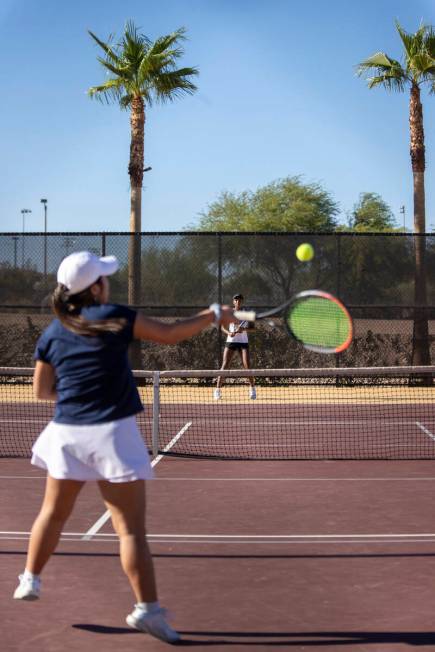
left=57, top=251, right=119, bottom=295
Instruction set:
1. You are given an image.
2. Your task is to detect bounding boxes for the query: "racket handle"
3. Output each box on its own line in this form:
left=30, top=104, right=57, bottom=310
left=234, top=310, right=256, bottom=322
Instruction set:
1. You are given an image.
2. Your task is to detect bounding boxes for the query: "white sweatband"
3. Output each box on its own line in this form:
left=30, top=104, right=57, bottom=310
left=209, top=303, right=222, bottom=326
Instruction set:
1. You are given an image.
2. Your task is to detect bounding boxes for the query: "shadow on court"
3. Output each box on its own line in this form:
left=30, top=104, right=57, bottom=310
left=72, top=625, right=435, bottom=646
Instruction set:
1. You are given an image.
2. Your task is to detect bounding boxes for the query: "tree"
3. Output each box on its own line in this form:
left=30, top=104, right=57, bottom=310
left=348, top=192, right=397, bottom=231
left=196, top=176, right=339, bottom=232
left=88, top=21, right=198, bottom=366
left=357, top=21, right=435, bottom=365
left=194, top=177, right=339, bottom=303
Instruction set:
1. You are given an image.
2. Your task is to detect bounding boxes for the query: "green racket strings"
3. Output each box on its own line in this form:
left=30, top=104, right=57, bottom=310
left=287, top=296, right=350, bottom=350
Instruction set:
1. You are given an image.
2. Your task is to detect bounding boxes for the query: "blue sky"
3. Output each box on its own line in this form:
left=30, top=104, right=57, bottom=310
left=1, top=0, right=434, bottom=233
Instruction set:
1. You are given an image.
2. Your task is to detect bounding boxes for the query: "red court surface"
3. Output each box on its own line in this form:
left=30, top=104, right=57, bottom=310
left=2, top=456, right=435, bottom=651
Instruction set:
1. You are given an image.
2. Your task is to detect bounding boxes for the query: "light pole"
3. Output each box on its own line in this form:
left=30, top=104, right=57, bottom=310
left=41, top=198, right=48, bottom=280
left=400, top=205, right=406, bottom=229
left=20, top=209, right=32, bottom=268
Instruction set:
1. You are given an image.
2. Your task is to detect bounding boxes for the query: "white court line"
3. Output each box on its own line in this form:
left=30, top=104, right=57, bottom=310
left=7, top=418, right=435, bottom=425
left=0, top=419, right=49, bottom=423
left=416, top=421, right=435, bottom=441
left=81, top=421, right=192, bottom=541
left=3, top=530, right=435, bottom=545
left=2, top=537, right=435, bottom=545
left=6, top=530, right=435, bottom=538
left=161, top=420, right=435, bottom=425
left=12, top=531, right=435, bottom=538
left=154, top=443, right=435, bottom=449
left=3, top=475, right=435, bottom=482
left=144, top=477, right=435, bottom=482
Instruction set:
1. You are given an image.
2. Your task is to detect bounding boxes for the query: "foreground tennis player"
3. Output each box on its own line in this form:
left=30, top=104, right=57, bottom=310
left=13, top=251, right=233, bottom=644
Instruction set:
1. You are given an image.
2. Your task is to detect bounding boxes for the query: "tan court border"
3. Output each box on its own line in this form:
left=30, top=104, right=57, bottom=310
left=1, top=367, right=434, bottom=405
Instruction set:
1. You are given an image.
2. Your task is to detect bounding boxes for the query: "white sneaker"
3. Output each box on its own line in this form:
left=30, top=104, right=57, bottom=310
left=126, top=606, right=180, bottom=643
left=249, top=387, right=257, bottom=400
left=13, top=574, right=41, bottom=600
left=213, top=388, right=222, bottom=400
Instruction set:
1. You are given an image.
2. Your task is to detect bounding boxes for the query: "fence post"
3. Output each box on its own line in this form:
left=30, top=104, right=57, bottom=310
left=152, top=371, right=160, bottom=458
left=335, top=233, right=342, bottom=369
left=101, top=232, right=106, bottom=256
left=336, top=232, right=341, bottom=297
left=217, top=233, right=223, bottom=365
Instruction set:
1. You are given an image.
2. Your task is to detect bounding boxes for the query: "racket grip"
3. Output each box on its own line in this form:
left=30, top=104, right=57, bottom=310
left=234, top=310, right=256, bottom=322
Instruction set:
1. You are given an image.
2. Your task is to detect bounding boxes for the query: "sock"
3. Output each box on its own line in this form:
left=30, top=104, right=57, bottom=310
left=136, top=600, right=160, bottom=614
left=23, top=569, right=40, bottom=581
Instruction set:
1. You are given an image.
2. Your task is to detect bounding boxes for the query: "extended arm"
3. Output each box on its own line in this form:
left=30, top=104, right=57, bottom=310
left=133, top=306, right=234, bottom=345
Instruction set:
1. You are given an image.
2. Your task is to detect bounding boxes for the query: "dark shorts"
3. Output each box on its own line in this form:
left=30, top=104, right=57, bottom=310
left=225, top=342, right=249, bottom=351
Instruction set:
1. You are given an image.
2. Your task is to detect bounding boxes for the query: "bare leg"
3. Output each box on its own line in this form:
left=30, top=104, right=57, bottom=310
left=98, top=479, right=157, bottom=603
left=241, top=348, right=255, bottom=387
left=216, top=347, right=235, bottom=388
left=26, top=476, right=84, bottom=574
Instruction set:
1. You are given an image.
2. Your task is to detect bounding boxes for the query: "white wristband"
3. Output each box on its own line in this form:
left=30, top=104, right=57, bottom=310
left=209, top=303, right=222, bottom=326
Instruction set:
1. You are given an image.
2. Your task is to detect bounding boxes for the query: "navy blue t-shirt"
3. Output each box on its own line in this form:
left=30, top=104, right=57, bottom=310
left=34, top=304, right=143, bottom=425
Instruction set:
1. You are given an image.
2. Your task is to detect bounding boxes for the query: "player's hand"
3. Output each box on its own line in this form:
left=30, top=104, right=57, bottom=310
left=220, top=306, right=236, bottom=328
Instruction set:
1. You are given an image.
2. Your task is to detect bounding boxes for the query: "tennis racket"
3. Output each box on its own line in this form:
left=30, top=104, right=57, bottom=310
left=233, top=290, right=353, bottom=354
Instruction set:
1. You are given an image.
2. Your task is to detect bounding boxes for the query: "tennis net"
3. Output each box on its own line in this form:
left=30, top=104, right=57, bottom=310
left=0, top=366, right=434, bottom=460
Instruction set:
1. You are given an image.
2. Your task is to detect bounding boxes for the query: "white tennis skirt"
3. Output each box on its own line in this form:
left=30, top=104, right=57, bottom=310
left=31, top=415, right=154, bottom=482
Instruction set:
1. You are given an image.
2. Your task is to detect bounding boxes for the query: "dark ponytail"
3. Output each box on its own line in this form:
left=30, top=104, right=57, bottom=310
left=52, top=280, right=126, bottom=336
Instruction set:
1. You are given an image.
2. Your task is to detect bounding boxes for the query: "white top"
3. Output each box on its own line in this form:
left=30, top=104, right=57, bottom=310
left=226, top=321, right=249, bottom=344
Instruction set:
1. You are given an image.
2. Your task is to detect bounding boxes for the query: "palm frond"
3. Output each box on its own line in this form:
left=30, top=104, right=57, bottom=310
left=395, top=20, right=422, bottom=58
left=153, top=68, right=198, bottom=102
left=87, top=79, right=124, bottom=104
left=426, top=27, right=435, bottom=58
left=149, top=27, right=187, bottom=58
left=95, top=56, right=127, bottom=78
left=357, top=51, right=401, bottom=73
left=122, top=28, right=148, bottom=68
left=88, top=23, right=198, bottom=108
left=366, top=73, right=406, bottom=92
left=411, top=53, right=435, bottom=78
left=138, top=51, right=172, bottom=80
left=124, top=19, right=151, bottom=48
left=356, top=49, right=408, bottom=92
left=88, top=30, right=120, bottom=65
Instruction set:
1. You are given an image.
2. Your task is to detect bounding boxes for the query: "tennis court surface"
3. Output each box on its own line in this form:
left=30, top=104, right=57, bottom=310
left=2, top=366, right=435, bottom=650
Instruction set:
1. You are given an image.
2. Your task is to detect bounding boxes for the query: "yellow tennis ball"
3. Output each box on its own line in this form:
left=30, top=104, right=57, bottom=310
left=296, top=243, right=314, bottom=262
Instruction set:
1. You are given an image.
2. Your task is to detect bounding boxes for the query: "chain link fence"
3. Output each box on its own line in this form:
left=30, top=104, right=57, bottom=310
left=0, top=231, right=434, bottom=369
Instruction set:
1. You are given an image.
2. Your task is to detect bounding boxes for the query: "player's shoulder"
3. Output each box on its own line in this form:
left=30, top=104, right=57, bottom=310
left=42, top=318, right=62, bottom=337
left=84, top=303, right=136, bottom=321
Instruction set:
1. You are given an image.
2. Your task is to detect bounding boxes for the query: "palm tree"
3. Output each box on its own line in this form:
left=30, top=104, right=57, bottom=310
left=87, top=21, right=198, bottom=305
left=357, top=21, right=435, bottom=365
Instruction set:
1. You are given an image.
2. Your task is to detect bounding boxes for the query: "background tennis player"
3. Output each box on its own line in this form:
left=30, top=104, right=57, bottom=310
left=215, top=293, right=256, bottom=400
left=12, top=251, right=233, bottom=644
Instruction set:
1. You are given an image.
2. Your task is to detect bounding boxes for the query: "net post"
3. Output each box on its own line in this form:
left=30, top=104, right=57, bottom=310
left=152, top=371, right=160, bottom=458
